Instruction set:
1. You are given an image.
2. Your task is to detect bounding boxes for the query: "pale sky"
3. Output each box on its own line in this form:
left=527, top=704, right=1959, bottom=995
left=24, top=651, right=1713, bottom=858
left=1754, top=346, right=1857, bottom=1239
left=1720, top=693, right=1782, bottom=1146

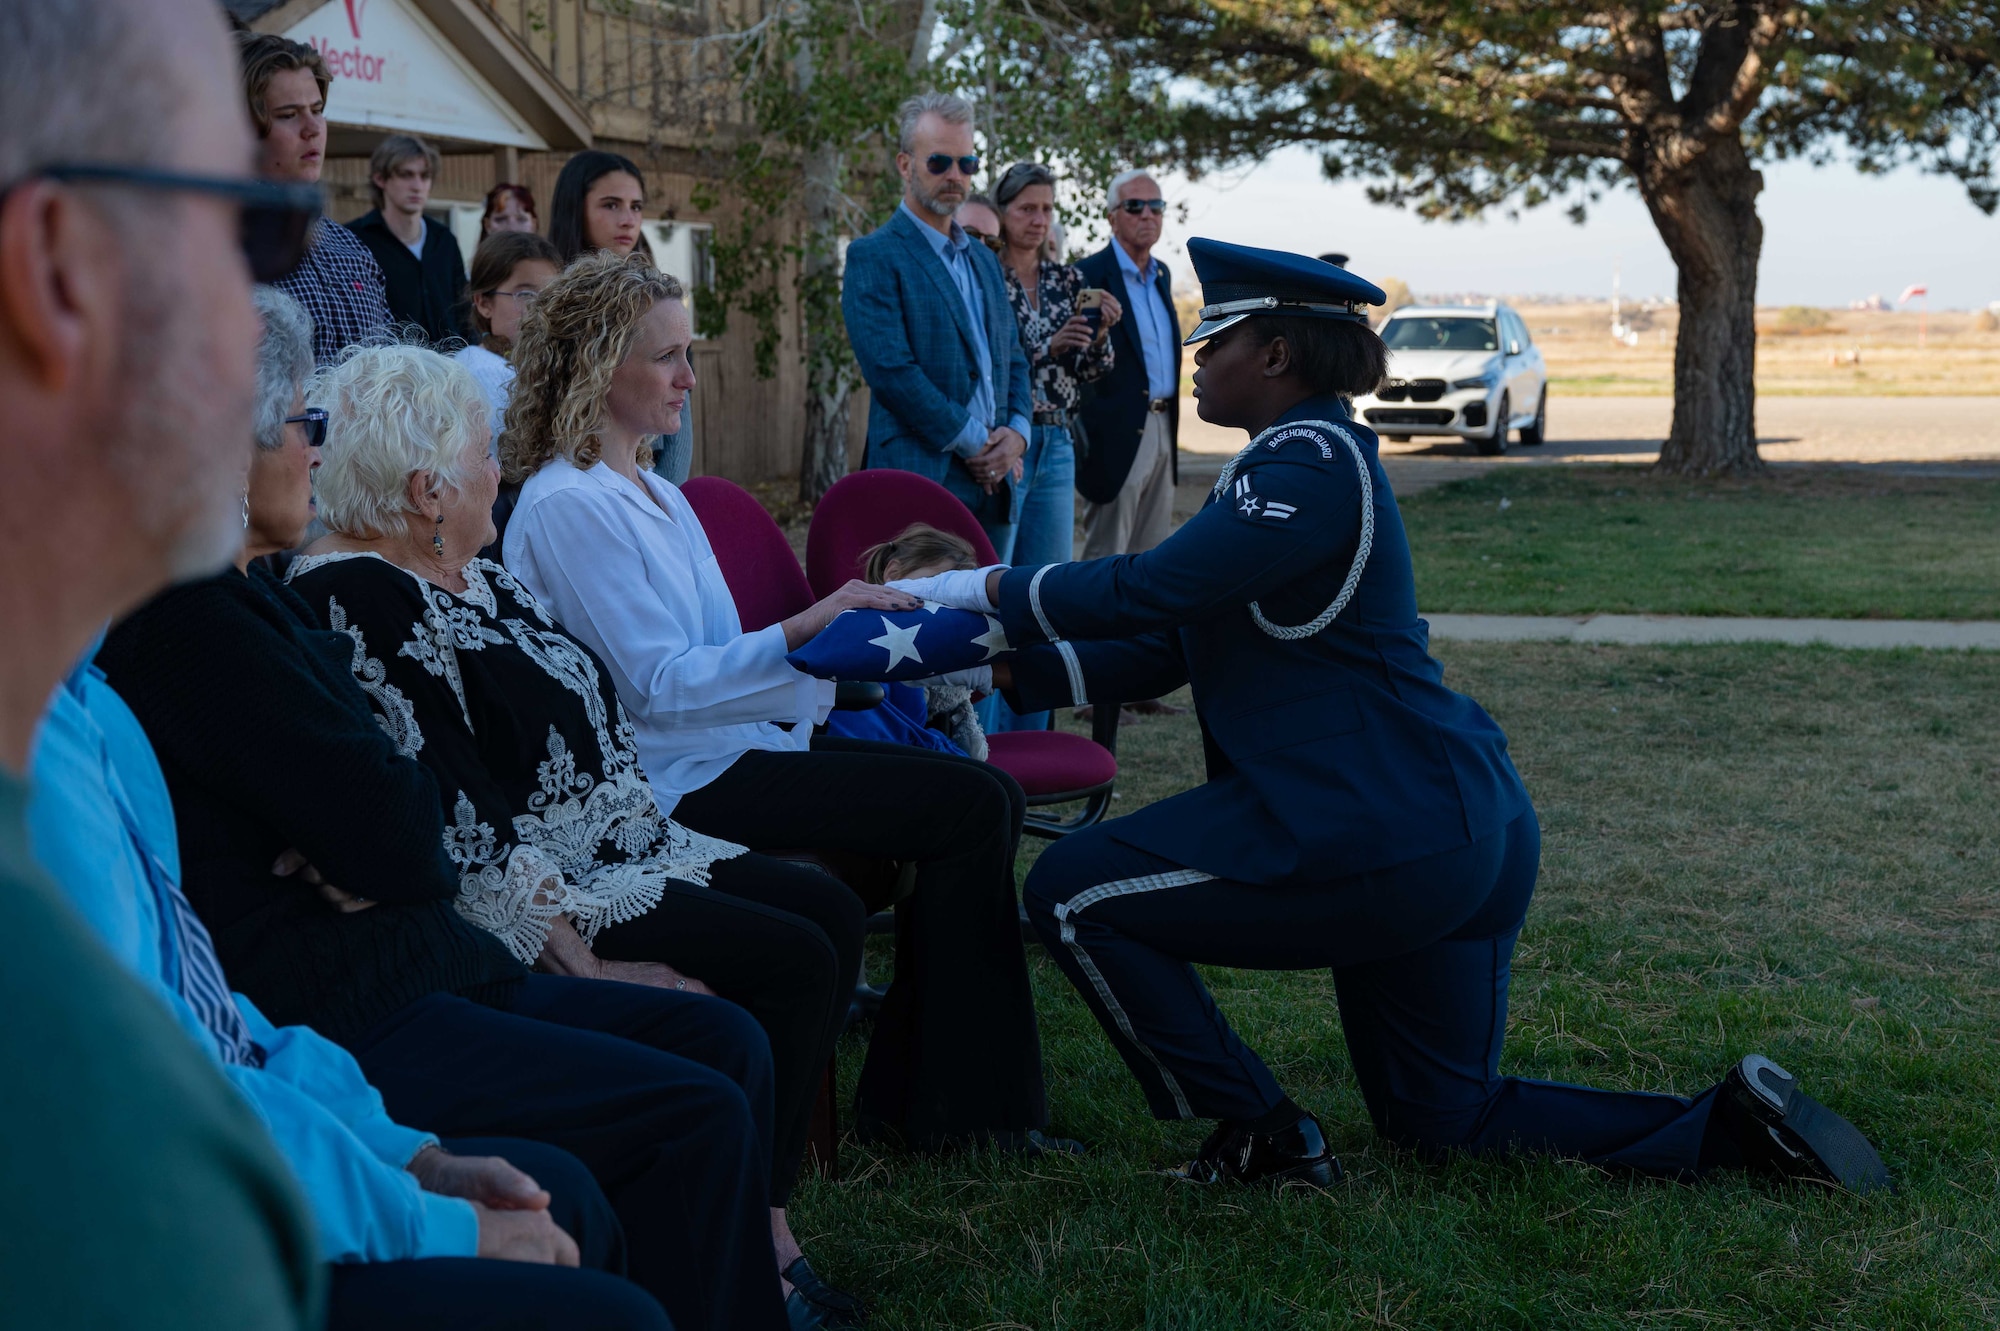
left=1124, top=146, right=1998, bottom=310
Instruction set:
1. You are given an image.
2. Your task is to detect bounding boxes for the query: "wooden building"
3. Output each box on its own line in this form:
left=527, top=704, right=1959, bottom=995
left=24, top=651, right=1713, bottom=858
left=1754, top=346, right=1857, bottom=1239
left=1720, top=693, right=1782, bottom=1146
left=236, top=0, right=837, bottom=485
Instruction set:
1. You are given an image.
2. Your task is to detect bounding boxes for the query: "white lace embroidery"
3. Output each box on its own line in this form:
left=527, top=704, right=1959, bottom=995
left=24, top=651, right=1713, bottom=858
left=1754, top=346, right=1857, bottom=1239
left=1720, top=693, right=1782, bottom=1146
left=323, top=597, right=424, bottom=755
left=303, top=554, right=744, bottom=963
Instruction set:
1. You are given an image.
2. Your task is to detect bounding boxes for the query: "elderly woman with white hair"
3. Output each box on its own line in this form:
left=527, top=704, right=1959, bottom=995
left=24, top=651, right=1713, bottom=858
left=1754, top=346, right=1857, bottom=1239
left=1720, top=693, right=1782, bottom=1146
left=285, top=343, right=867, bottom=1330
left=101, top=315, right=802, bottom=1331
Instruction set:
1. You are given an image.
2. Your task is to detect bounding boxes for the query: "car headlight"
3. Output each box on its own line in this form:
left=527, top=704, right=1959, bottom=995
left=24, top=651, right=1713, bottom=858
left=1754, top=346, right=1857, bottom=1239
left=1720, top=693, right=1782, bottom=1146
left=1450, top=375, right=1497, bottom=391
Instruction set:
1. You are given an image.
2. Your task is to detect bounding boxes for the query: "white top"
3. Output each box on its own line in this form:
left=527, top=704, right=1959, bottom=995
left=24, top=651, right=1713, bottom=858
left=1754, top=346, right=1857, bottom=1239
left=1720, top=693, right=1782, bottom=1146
left=452, top=344, right=514, bottom=455
left=504, top=457, right=835, bottom=813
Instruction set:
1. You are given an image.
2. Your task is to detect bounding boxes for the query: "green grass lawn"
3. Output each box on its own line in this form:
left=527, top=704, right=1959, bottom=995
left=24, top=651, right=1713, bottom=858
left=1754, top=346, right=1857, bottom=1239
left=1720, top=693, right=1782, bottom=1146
left=793, top=644, right=2000, bottom=1329
left=1399, top=468, right=2000, bottom=620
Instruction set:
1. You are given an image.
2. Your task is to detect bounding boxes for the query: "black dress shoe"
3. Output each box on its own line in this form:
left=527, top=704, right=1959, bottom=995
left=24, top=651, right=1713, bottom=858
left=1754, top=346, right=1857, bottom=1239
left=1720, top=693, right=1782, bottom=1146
left=783, top=1256, right=865, bottom=1328
left=787, top=1288, right=844, bottom=1330
left=1168, top=1113, right=1341, bottom=1188
left=1721, top=1054, right=1892, bottom=1194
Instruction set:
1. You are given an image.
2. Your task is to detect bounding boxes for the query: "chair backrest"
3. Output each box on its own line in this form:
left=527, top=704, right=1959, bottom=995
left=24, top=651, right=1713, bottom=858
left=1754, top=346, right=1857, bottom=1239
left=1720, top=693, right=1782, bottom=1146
left=680, top=476, right=815, bottom=632
left=806, top=470, right=999, bottom=598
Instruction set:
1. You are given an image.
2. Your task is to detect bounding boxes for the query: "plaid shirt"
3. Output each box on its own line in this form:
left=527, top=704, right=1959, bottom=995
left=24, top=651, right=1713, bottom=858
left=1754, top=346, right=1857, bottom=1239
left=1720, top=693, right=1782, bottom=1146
left=275, top=217, right=394, bottom=365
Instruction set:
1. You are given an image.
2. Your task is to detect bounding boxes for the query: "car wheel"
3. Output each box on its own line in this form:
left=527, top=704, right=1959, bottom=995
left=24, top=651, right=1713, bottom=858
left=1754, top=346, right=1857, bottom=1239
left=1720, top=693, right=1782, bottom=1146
left=1474, top=392, right=1510, bottom=456
left=1518, top=385, right=1548, bottom=446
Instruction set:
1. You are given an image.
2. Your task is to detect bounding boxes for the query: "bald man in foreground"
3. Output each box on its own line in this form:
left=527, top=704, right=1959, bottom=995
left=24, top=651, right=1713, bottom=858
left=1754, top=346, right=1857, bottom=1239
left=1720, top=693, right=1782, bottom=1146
left=0, top=0, right=322, bottom=1323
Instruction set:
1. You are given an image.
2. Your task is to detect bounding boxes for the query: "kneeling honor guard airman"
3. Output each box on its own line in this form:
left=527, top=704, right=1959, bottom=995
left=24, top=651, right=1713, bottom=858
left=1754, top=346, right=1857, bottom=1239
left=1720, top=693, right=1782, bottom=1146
left=892, top=238, right=1890, bottom=1194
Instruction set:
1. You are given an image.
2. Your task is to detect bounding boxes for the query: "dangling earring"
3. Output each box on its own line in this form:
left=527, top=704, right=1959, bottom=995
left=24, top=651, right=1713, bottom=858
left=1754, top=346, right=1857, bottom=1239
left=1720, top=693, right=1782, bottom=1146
left=241, top=493, right=250, bottom=530
left=432, top=513, right=446, bottom=558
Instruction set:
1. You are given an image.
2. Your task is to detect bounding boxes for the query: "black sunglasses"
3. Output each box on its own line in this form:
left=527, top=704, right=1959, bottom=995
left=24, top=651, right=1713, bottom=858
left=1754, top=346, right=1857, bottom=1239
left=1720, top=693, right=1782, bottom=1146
left=35, top=165, right=323, bottom=282
left=285, top=407, right=328, bottom=449
left=924, top=153, right=980, bottom=177
left=1117, top=198, right=1167, bottom=216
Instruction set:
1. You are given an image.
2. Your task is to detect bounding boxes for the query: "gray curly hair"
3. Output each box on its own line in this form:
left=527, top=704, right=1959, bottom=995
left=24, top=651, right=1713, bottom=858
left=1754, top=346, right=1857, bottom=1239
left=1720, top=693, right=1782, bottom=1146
left=251, top=286, right=314, bottom=452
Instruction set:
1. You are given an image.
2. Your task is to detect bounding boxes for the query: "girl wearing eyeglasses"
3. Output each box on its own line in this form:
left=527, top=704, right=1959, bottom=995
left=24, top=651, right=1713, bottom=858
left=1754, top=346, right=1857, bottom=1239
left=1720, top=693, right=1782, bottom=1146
left=456, top=231, right=563, bottom=458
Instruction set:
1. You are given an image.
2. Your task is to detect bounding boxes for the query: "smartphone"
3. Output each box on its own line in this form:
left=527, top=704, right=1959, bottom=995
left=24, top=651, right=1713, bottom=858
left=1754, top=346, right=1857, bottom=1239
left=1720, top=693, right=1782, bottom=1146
left=1077, top=287, right=1105, bottom=332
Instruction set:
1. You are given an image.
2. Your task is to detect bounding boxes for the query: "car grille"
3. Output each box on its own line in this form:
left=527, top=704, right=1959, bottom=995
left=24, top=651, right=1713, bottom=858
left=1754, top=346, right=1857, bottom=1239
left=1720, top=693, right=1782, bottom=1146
left=1364, top=409, right=1456, bottom=427
left=1375, top=378, right=1447, bottom=403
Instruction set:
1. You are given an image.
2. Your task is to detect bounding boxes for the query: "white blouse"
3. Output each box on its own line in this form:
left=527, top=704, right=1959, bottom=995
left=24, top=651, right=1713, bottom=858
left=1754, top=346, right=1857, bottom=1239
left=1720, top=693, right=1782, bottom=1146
left=504, top=457, right=834, bottom=814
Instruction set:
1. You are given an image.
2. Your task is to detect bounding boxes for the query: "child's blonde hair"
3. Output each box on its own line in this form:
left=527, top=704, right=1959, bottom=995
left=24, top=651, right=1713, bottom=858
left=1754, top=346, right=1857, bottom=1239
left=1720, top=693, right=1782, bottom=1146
left=861, top=523, right=978, bottom=584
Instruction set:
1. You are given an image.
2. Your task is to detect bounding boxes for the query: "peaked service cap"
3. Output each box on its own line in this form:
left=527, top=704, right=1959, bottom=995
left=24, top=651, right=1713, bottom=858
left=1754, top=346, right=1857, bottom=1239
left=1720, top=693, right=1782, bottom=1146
left=1183, top=237, right=1387, bottom=345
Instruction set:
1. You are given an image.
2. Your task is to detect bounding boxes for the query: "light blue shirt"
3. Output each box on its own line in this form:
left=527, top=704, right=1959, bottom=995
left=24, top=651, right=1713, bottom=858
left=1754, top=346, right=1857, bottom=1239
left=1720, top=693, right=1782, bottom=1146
left=901, top=202, right=1031, bottom=456
left=28, top=656, right=478, bottom=1266
left=1115, top=241, right=1178, bottom=399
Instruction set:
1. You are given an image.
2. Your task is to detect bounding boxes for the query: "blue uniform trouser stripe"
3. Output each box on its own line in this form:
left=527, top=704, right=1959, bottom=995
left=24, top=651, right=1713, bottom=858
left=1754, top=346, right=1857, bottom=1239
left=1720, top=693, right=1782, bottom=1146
left=1025, top=812, right=1725, bottom=1175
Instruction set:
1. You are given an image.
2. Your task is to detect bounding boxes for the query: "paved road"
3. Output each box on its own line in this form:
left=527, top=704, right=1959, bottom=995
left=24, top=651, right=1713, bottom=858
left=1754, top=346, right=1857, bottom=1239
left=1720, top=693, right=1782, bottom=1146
left=1177, top=394, right=2000, bottom=498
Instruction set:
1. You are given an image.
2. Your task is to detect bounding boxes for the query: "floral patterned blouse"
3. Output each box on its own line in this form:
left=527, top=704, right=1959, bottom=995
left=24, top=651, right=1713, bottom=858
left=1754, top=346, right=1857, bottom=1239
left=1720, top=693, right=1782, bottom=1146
left=286, top=551, right=746, bottom=965
left=1002, top=258, right=1115, bottom=418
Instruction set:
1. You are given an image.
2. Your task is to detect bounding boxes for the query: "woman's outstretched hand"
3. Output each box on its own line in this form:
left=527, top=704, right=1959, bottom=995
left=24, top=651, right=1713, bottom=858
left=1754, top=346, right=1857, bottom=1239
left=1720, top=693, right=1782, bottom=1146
left=780, top=580, right=922, bottom=650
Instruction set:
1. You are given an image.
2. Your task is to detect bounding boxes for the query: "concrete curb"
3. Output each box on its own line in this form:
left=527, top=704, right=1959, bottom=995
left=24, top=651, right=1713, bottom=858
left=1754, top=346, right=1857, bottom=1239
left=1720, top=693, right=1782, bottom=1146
left=1425, top=613, right=2000, bottom=650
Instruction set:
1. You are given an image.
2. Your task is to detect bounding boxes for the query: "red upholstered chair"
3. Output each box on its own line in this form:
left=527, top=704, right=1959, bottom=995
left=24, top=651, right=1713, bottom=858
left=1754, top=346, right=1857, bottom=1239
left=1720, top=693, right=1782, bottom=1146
left=680, top=476, right=815, bottom=632
left=805, top=470, right=1121, bottom=839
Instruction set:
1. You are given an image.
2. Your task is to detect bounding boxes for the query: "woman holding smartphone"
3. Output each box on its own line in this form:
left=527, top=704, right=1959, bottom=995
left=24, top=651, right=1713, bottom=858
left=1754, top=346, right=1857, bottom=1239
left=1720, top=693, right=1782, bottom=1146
left=990, top=161, right=1121, bottom=731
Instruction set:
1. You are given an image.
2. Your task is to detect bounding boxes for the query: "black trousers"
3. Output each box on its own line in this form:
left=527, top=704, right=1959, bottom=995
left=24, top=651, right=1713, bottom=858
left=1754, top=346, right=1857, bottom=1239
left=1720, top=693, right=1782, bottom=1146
left=328, top=1259, right=669, bottom=1331
left=328, top=1135, right=669, bottom=1330
left=346, top=975, right=784, bottom=1331
left=593, top=851, right=864, bottom=1205
left=1026, top=810, right=1733, bottom=1177
left=672, top=736, right=1046, bottom=1146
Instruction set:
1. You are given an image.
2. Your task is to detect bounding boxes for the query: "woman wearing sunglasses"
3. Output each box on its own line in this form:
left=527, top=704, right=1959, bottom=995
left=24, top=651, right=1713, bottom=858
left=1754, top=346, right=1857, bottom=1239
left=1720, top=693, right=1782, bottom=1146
left=986, top=162, right=1122, bottom=734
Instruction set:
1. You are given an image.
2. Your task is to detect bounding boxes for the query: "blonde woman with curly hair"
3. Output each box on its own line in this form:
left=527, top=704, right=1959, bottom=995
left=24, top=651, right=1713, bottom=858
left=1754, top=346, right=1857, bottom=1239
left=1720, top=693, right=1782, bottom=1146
left=502, top=252, right=1064, bottom=1166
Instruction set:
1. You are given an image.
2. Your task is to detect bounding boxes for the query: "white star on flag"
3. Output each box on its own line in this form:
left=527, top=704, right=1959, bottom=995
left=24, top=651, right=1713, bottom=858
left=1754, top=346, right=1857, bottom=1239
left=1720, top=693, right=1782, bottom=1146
left=868, top=617, right=924, bottom=671
left=971, top=614, right=1010, bottom=660
left=921, top=599, right=946, bottom=614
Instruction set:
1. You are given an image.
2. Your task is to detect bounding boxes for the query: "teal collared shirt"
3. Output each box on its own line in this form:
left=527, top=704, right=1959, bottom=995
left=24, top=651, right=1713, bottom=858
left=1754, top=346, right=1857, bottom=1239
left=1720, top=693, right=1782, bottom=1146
left=27, top=656, right=476, bottom=1265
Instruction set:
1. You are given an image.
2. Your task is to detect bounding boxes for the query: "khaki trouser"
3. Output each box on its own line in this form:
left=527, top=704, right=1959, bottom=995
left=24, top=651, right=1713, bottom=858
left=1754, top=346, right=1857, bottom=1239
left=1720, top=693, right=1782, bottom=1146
left=1081, top=411, right=1175, bottom=559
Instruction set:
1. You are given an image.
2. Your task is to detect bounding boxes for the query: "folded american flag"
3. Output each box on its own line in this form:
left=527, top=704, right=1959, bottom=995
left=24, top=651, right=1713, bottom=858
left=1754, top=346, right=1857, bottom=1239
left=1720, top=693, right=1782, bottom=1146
left=786, top=604, right=1011, bottom=682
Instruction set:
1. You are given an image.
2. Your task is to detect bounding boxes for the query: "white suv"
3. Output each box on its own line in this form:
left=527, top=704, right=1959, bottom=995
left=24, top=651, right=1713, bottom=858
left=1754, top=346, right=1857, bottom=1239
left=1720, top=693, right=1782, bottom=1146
left=1351, top=303, right=1548, bottom=455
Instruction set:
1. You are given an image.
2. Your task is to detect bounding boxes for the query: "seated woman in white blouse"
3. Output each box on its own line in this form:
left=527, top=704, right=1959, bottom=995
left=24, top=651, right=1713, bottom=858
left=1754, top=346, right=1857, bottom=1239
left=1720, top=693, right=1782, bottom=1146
left=501, top=253, right=1062, bottom=1157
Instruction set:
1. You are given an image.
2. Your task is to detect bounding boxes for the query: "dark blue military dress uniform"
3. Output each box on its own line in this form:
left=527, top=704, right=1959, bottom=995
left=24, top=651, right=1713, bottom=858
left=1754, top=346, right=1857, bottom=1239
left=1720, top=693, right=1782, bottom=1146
left=995, top=240, right=1731, bottom=1176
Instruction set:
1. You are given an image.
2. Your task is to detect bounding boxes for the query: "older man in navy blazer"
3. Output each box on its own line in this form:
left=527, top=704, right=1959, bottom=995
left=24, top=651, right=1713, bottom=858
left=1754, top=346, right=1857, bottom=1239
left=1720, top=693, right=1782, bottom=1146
left=843, top=92, right=1033, bottom=558
left=1073, top=169, right=1180, bottom=562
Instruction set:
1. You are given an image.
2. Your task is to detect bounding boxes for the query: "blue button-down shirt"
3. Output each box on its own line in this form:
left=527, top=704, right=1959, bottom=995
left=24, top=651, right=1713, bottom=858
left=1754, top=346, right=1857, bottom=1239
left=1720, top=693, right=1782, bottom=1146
left=28, top=656, right=477, bottom=1265
left=1115, top=241, right=1178, bottom=399
left=901, top=202, right=1030, bottom=456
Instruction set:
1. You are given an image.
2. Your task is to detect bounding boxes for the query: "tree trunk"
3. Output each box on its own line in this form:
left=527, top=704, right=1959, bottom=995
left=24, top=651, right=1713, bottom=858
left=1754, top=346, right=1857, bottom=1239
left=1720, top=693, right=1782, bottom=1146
left=797, top=139, right=854, bottom=504
left=800, top=376, right=853, bottom=502
left=1638, top=138, right=1766, bottom=475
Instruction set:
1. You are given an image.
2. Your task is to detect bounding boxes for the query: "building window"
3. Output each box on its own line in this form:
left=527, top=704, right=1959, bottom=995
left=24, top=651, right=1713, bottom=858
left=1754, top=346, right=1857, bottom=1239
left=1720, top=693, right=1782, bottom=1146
left=640, top=220, right=714, bottom=336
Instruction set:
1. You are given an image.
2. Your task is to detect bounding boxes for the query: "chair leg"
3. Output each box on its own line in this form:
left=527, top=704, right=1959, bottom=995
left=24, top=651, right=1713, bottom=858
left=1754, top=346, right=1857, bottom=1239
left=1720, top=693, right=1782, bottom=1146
left=1021, top=784, right=1116, bottom=839
left=803, top=1057, right=839, bottom=1179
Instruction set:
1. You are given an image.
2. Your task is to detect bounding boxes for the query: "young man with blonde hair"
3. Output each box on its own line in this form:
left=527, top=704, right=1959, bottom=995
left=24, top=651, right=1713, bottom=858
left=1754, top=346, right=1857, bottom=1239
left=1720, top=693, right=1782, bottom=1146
left=348, top=133, right=469, bottom=344
left=240, top=31, right=393, bottom=362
